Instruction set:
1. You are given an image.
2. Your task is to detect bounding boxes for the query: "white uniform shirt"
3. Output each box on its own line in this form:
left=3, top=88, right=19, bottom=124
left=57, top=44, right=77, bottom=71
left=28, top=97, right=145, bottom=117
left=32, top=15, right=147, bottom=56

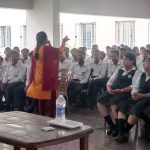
left=131, top=72, right=150, bottom=95
left=90, top=60, right=107, bottom=80
left=66, top=55, right=72, bottom=61
left=0, top=65, right=5, bottom=82
left=59, top=59, right=71, bottom=71
left=71, top=63, right=91, bottom=84
left=20, top=57, right=31, bottom=68
left=107, top=59, right=123, bottom=78
left=2, top=58, right=11, bottom=69
left=136, top=56, right=144, bottom=72
left=107, top=67, right=142, bottom=88
left=2, top=61, right=26, bottom=84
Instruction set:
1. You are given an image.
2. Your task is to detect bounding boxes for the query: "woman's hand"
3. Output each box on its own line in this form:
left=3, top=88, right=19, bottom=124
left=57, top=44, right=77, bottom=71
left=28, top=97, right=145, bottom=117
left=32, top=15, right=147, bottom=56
left=62, top=36, right=70, bottom=43
left=132, top=93, right=143, bottom=100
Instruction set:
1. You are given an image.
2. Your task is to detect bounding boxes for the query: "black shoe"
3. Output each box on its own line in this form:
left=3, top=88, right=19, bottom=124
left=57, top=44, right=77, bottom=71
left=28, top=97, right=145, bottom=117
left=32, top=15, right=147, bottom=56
left=115, top=133, right=129, bottom=143
left=111, top=129, right=118, bottom=137
left=24, top=106, right=35, bottom=113
left=107, top=128, right=115, bottom=136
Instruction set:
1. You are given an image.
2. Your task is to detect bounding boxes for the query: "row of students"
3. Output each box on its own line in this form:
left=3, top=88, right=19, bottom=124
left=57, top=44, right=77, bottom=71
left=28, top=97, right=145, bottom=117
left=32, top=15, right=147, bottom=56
left=97, top=54, right=150, bottom=142
left=67, top=48, right=124, bottom=108
left=0, top=47, right=31, bottom=111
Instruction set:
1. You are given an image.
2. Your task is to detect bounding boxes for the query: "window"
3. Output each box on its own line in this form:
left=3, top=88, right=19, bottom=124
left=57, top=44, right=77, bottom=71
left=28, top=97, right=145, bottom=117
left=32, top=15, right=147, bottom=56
left=60, top=23, right=63, bottom=41
left=115, top=21, right=135, bottom=47
left=20, top=25, right=26, bottom=48
left=80, top=23, right=96, bottom=49
left=0, top=26, right=11, bottom=48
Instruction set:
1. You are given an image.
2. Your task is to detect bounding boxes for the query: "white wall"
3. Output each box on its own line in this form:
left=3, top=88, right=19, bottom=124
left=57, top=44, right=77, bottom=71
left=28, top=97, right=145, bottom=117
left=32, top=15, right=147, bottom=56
left=26, top=0, right=60, bottom=49
left=135, top=20, right=149, bottom=46
left=60, top=0, right=150, bottom=19
left=0, top=0, right=33, bottom=10
left=60, top=13, right=149, bottom=51
left=0, top=9, right=26, bottom=48
left=26, top=0, right=53, bottom=49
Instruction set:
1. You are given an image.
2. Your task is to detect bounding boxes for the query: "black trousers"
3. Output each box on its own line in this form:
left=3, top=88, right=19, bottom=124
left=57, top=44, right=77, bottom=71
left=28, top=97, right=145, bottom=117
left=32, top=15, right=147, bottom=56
left=14, top=84, right=26, bottom=111
left=67, top=80, right=87, bottom=106
left=89, top=77, right=108, bottom=105
left=0, top=88, right=5, bottom=111
left=5, top=82, right=25, bottom=111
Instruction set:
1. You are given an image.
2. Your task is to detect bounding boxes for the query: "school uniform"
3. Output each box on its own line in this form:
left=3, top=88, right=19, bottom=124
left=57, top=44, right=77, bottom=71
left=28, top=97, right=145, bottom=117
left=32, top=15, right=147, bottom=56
left=89, top=60, right=107, bottom=105
left=118, top=72, right=150, bottom=117
left=0, top=65, right=5, bottom=110
left=2, top=61, right=26, bottom=110
left=67, top=62, right=91, bottom=106
left=107, top=59, right=123, bottom=78
left=97, top=67, right=139, bottom=107
left=59, top=59, right=71, bottom=71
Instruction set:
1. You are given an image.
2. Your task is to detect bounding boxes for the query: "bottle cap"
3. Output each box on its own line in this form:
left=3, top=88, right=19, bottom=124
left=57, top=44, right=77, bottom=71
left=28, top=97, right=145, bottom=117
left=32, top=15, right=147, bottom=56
left=59, top=92, right=64, bottom=95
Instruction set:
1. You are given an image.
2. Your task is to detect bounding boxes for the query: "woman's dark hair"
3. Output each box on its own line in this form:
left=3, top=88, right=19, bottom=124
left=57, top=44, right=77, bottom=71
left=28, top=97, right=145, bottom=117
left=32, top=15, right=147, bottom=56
left=36, top=31, right=47, bottom=46
left=34, top=31, right=48, bottom=60
left=125, top=52, right=136, bottom=67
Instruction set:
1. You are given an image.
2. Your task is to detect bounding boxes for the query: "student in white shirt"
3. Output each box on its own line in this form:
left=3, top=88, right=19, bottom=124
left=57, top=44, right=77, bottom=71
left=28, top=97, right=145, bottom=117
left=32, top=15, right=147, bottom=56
left=13, top=46, right=20, bottom=55
left=13, top=51, right=33, bottom=111
left=67, top=47, right=91, bottom=107
left=1, top=51, right=26, bottom=111
left=97, top=53, right=140, bottom=137
left=119, top=47, right=126, bottom=60
left=59, top=53, right=71, bottom=71
left=99, top=51, right=106, bottom=62
left=70, top=48, right=78, bottom=65
left=20, top=48, right=31, bottom=67
left=89, top=49, right=107, bottom=107
left=116, top=58, right=150, bottom=142
left=64, top=47, right=72, bottom=61
left=2, top=47, right=12, bottom=69
left=107, top=50, right=123, bottom=78
left=0, top=56, right=5, bottom=111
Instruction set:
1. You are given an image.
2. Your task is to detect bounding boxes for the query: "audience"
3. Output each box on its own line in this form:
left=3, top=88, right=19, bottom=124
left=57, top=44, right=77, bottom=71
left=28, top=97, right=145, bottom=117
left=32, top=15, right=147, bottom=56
left=97, top=53, right=140, bottom=137
left=1, top=51, right=26, bottom=111
left=0, top=36, right=150, bottom=143
left=116, top=58, right=150, bottom=142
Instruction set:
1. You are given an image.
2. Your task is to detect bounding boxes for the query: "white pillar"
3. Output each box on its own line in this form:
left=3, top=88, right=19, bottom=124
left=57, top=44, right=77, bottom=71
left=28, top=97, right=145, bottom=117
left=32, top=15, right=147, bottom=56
left=52, top=0, right=60, bottom=47
left=26, top=0, right=60, bottom=49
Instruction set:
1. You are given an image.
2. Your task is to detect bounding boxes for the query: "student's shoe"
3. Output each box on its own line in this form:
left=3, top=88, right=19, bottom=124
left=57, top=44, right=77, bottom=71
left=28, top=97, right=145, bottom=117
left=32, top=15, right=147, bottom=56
left=111, top=129, right=118, bottom=137
left=107, top=128, right=115, bottom=136
left=115, top=133, right=129, bottom=143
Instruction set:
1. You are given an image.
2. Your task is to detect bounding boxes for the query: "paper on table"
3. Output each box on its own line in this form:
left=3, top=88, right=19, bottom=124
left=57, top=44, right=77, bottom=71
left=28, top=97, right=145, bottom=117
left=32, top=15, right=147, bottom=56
left=47, top=119, right=83, bottom=129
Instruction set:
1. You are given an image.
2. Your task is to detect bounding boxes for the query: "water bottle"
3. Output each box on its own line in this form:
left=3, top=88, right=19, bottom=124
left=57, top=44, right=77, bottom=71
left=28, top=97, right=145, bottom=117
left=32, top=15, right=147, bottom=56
left=56, top=92, right=66, bottom=121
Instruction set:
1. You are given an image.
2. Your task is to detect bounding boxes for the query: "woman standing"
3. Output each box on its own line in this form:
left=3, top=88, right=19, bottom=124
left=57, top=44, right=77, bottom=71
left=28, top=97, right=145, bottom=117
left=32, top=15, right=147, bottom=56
left=26, top=31, right=69, bottom=117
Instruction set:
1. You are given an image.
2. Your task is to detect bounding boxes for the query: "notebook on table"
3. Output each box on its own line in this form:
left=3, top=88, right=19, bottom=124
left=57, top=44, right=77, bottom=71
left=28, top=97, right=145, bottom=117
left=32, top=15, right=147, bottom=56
left=48, top=119, right=83, bottom=129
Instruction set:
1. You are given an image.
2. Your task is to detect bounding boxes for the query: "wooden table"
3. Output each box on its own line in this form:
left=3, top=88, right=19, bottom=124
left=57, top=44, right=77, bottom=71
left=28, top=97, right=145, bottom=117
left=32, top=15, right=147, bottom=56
left=0, top=111, right=93, bottom=150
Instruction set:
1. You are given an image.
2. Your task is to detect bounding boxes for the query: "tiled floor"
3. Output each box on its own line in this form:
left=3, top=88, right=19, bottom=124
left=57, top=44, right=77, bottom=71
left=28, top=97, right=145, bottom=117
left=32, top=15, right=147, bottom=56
left=0, top=109, right=149, bottom=150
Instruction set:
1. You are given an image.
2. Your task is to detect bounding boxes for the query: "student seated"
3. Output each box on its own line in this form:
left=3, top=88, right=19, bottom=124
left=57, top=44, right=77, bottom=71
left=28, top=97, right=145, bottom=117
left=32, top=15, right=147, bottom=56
left=20, top=48, right=31, bottom=67
left=1, top=51, right=26, bottom=111
left=116, top=58, right=150, bottom=142
left=67, top=47, right=91, bottom=107
left=89, top=49, right=107, bottom=106
left=0, top=56, right=5, bottom=111
left=107, top=50, right=123, bottom=79
left=2, top=47, right=12, bottom=69
left=97, top=53, right=140, bottom=137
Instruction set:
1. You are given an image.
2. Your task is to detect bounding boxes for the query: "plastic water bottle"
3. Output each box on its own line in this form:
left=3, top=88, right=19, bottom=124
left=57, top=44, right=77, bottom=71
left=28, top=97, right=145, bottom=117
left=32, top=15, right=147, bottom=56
left=56, top=92, right=66, bottom=121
